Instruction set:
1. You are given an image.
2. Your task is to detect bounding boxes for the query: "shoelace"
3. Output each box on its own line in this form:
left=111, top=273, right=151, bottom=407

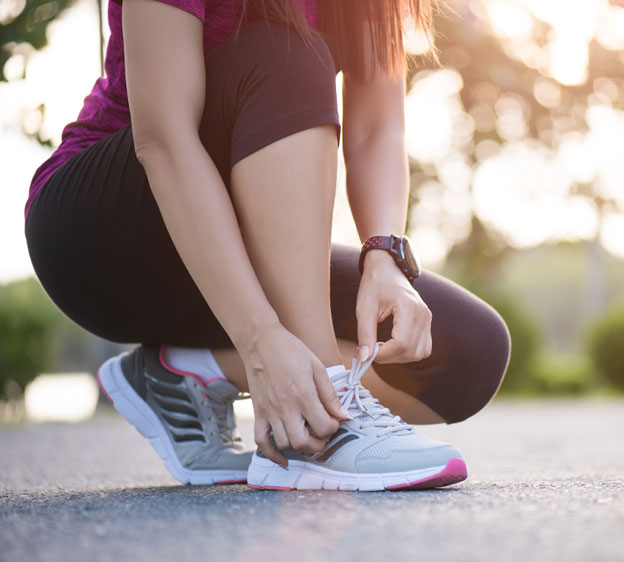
left=193, top=384, right=245, bottom=445
left=335, top=343, right=413, bottom=437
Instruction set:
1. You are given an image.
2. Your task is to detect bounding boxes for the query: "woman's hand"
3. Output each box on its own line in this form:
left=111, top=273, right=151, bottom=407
left=356, top=250, right=432, bottom=365
left=241, top=322, right=350, bottom=467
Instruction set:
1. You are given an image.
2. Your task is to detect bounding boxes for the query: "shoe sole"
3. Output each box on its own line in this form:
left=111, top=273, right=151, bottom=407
left=97, top=353, right=248, bottom=486
left=247, top=454, right=467, bottom=491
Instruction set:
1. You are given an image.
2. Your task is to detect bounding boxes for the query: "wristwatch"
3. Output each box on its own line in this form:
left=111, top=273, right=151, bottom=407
left=358, top=235, right=421, bottom=282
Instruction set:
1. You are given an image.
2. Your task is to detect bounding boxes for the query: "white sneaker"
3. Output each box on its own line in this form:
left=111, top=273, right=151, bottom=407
left=247, top=343, right=467, bottom=491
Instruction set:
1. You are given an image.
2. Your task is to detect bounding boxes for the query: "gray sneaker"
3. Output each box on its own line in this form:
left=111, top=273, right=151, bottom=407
left=98, top=345, right=252, bottom=485
left=247, top=343, right=467, bottom=491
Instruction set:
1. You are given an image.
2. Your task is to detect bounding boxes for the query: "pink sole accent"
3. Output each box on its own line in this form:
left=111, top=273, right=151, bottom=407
left=386, top=458, right=468, bottom=490
left=248, top=484, right=292, bottom=490
left=215, top=479, right=247, bottom=485
left=96, top=370, right=114, bottom=404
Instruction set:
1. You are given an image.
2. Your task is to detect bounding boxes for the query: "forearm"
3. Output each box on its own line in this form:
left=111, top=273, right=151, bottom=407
left=138, top=138, right=279, bottom=351
left=345, top=128, right=409, bottom=242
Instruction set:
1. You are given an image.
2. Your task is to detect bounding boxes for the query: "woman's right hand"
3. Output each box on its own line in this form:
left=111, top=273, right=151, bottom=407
left=240, top=322, right=350, bottom=468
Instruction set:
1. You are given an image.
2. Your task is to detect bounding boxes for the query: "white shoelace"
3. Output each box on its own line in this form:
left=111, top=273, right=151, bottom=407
left=333, top=344, right=413, bottom=437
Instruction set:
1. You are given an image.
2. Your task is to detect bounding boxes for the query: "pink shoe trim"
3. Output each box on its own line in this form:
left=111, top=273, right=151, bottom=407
left=158, top=345, right=207, bottom=387
left=96, top=370, right=114, bottom=404
left=247, top=484, right=292, bottom=490
left=386, top=458, right=468, bottom=490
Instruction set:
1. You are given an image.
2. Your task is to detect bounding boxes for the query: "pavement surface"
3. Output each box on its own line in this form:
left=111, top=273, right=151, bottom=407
left=1, top=399, right=623, bottom=562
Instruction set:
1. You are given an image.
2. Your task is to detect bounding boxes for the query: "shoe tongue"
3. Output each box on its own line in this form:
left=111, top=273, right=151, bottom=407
left=328, top=370, right=350, bottom=389
left=330, top=369, right=412, bottom=433
left=203, top=378, right=240, bottom=401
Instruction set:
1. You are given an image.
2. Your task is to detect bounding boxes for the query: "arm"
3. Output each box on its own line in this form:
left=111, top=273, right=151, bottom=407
left=124, top=0, right=278, bottom=349
left=342, top=64, right=409, bottom=244
left=342, top=28, right=432, bottom=365
left=123, top=0, right=343, bottom=463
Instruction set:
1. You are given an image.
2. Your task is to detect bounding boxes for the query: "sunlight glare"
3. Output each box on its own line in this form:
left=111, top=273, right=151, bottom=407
left=485, top=0, right=533, bottom=38
left=25, top=373, right=99, bottom=422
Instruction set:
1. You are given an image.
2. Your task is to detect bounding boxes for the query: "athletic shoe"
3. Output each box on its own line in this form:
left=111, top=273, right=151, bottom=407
left=97, top=344, right=253, bottom=485
left=247, top=343, right=467, bottom=491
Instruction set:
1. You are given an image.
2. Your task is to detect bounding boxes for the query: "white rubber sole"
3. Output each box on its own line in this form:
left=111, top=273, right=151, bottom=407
left=97, top=353, right=248, bottom=485
left=247, top=452, right=467, bottom=491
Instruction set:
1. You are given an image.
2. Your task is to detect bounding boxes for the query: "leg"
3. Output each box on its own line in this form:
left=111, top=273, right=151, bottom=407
left=202, top=21, right=343, bottom=367
left=229, top=126, right=341, bottom=367
left=329, top=244, right=511, bottom=424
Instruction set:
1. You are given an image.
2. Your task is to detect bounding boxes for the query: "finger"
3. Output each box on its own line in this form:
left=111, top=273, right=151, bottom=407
left=414, top=330, right=433, bottom=360
left=283, top=415, right=326, bottom=454
left=312, top=364, right=351, bottom=421
left=271, top=418, right=290, bottom=452
left=302, top=394, right=340, bottom=441
left=375, top=308, right=414, bottom=363
left=411, top=307, right=433, bottom=361
left=254, top=417, right=287, bottom=469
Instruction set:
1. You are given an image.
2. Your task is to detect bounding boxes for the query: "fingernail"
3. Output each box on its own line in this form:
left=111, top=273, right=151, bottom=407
left=340, top=407, right=353, bottom=420
left=359, top=345, right=370, bottom=361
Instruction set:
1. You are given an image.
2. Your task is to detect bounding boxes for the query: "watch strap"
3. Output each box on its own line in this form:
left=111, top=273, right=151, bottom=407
left=358, top=235, right=395, bottom=275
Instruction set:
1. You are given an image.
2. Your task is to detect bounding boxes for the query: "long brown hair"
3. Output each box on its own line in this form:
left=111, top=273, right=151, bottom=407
left=242, top=0, right=435, bottom=79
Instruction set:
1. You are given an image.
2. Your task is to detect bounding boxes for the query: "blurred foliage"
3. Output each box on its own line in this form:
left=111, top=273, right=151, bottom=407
left=0, top=277, right=53, bottom=399
left=0, top=0, right=78, bottom=80
left=405, top=0, right=624, bottom=287
left=587, top=304, right=624, bottom=392
left=0, top=278, right=121, bottom=400
left=457, top=277, right=615, bottom=396
left=530, top=353, right=596, bottom=396
left=1, top=0, right=78, bottom=146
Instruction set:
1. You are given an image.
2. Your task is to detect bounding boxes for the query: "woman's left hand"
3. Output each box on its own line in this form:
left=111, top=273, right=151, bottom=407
left=356, top=249, right=432, bottom=364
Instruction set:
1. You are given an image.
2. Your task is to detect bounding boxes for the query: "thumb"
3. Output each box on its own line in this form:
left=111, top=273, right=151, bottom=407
left=313, top=365, right=351, bottom=420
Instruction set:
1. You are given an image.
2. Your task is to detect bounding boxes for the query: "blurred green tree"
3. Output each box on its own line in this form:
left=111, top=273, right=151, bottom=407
left=406, top=0, right=624, bottom=292
left=587, top=304, right=624, bottom=392
left=0, top=278, right=53, bottom=399
left=1, top=0, right=78, bottom=80
left=1, top=0, right=80, bottom=145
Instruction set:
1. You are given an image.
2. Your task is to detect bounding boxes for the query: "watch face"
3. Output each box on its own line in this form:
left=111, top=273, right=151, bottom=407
left=400, top=236, right=421, bottom=277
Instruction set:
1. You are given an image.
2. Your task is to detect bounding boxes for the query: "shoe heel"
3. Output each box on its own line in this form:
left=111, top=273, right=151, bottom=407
left=98, top=354, right=158, bottom=440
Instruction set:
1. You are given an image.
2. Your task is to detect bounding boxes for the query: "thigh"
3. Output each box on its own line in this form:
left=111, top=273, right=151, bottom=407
left=25, top=123, right=232, bottom=347
left=26, top=21, right=339, bottom=347
left=329, top=243, right=511, bottom=423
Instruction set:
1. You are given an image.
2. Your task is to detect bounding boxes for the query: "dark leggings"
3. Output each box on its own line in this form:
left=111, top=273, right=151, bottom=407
left=25, top=20, right=510, bottom=424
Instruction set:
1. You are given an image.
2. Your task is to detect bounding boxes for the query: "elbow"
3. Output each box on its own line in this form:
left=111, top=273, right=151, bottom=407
left=132, top=129, right=199, bottom=169
left=131, top=115, right=201, bottom=166
left=134, top=140, right=164, bottom=167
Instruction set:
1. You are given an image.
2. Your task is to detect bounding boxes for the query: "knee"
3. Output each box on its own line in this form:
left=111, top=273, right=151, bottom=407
left=445, top=303, right=511, bottom=424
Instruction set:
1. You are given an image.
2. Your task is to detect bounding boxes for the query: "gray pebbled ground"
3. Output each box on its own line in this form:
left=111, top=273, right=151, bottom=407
left=1, top=399, right=623, bottom=562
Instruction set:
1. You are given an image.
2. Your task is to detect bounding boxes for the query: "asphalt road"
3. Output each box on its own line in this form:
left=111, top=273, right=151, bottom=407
left=1, top=399, right=623, bottom=562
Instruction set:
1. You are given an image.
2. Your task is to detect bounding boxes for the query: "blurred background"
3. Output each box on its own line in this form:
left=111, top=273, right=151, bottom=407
left=1, top=0, right=624, bottom=423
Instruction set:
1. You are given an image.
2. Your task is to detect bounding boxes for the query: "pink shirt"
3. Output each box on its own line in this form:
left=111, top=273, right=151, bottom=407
left=25, top=0, right=320, bottom=218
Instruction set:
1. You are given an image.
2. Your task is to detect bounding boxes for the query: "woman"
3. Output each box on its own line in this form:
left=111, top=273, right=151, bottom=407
left=25, top=0, right=511, bottom=491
